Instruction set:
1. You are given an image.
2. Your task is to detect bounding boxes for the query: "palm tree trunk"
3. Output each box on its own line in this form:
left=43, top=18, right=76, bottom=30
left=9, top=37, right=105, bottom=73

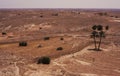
left=98, top=36, right=102, bottom=51
left=93, top=36, right=97, bottom=50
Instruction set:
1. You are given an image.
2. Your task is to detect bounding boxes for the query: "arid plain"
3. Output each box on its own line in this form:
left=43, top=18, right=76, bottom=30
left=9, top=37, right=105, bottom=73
left=0, top=9, right=120, bottom=76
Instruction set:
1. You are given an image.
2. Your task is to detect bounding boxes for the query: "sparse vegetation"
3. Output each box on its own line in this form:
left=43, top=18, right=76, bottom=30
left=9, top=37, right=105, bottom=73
left=44, top=37, right=50, bottom=40
left=37, top=45, right=42, bottom=48
left=19, top=41, right=27, bottom=46
left=91, top=25, right=108, bottom=51
left=110, top=16, right=114, bottom=17
left=78, top=12, right=80, bottom=14
left=52, top=13, right=58, bottom=16
left=0, top=9, right=120, bottom=76
left=115, top=16, right=118, bottom=18
left=96, top=12, right=108, bottom=16
left=56, top=47, right=63, bottom=51
left=60, top=37, right=64, bottom=40
left=39, top=27, right=42, bottom=29
left=2, top=32, right=7, bottom=35
left=91, top=25, right=97, bottom=50
left=18, top=13, right=21, bottom=15
left=110, top=15, right=118, bottom=18
left=105, top=25, right=109, bottom=30
left=40, top=15, right=43, bottom=18
left=37, top=56, right=50, bottom=64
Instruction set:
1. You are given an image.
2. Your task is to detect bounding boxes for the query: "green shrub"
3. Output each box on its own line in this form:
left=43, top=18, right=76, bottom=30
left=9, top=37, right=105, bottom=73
left=19, top=41, right=27, bottom=46
left=40, top=15, right=43, bottom=18
left=56, top=47, right=63, bottom=51
left=18, top=13, right=21, bottom=15
left=37, top=56, right=50, bottom=64
left=110, top=16, right=114, bottom=17
left=115, top=16, right=118, bottom=18
left=39, top=27, right=42, bottom=29
left=37, top=45, right=42, bottom=48
left=44, top=37, right=50, bottom=40
left=2, top=32, right=7, bottom=35
left=52, top=13, right=58, bottom=16
left=60, top=37, right=64, bottom=40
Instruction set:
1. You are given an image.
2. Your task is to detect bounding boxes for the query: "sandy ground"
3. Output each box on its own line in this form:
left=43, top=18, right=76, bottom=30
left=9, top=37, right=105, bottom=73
left=0, top=9, right=120, bottom=76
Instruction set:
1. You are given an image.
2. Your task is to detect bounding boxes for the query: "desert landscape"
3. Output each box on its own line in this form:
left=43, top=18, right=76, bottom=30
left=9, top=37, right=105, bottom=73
left=0, top=9, right=120, bottom=76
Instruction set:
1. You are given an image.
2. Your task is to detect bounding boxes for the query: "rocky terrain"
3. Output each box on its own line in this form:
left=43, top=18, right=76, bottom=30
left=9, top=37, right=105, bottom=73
left=0, top=9, right=120, bottom=76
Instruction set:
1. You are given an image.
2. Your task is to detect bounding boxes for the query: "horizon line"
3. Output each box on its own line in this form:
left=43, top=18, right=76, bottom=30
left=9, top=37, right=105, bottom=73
left=0, top=7, right=120, bottom=10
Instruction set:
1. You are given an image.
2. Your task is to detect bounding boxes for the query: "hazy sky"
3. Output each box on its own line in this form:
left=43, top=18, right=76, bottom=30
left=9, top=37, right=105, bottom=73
left=0, top=0, right=120, bottom=8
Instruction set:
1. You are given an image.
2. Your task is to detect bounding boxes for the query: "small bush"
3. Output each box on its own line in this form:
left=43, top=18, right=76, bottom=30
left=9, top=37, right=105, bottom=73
left=44, top=37, right=50, bottom=40
left=39, top=27, right=42, bottom=29
left=40, top=15, right=43, bottom=18
left=37, top=45, right=42, bottom=48
left=56, top=47, right=63, bottom=51
left=78, top=12, right=80, bottom=14
left=18, top=13, right=21, bottom=15
left=60, top=37, right=64, bottom=40
left=19, top=41, right=27, bottom=46
left=52, top=13, right=58, bottom=16
left=2, top=32, right=7, bottom=35
left=37, top=56, right=50, bottom=64
left=110, top=16, right=114, bottom=17
left=115, top=16, right=118, bottom=18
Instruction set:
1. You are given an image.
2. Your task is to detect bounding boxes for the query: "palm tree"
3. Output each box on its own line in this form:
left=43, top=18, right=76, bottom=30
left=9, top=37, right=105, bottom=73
left=92, top=25, right=97, bottom=30
left=91, top=31, right=98, bottom=50
left=91, top=25, right=109, bottom=51
left=98, top=31, right=105, bottom=50
left=91, top=25, right=97, bottom=50
left=97, top=25, right=103, bottom=31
